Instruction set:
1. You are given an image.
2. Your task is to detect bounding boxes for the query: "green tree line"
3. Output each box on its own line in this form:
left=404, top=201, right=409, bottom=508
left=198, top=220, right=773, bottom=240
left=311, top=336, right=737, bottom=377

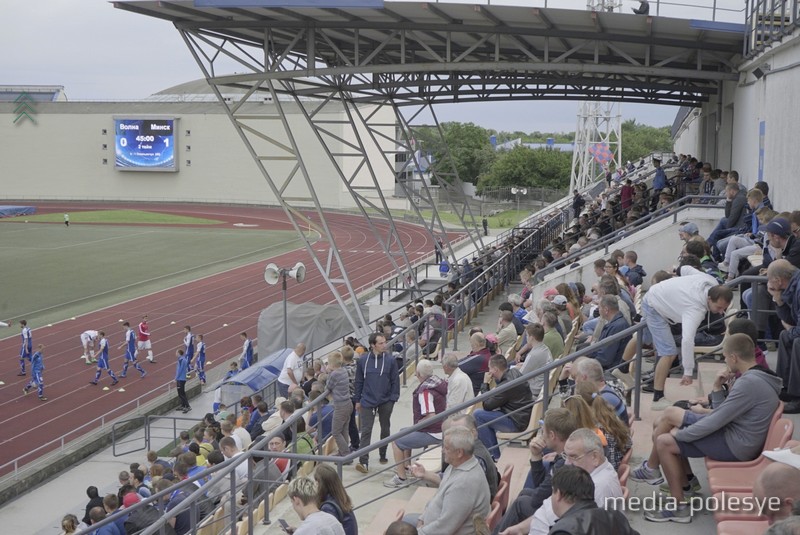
left=410, top=119, right=673, bottom=191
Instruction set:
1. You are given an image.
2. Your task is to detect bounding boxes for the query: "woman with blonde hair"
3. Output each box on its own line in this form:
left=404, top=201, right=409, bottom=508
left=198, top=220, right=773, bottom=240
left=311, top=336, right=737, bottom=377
left=314, top=463, right=358, bottom=535
left=564, top=392, right=630, bottom=469
left=574, top=381, right=631, bottom=469
left=60, top=514, right=79, bottom=535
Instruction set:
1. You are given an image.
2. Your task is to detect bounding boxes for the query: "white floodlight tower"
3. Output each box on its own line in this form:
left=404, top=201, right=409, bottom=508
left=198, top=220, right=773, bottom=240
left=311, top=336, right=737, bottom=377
left=569, top=102, right=622, bottom=192
left=571, top=1, right=624, bottom=193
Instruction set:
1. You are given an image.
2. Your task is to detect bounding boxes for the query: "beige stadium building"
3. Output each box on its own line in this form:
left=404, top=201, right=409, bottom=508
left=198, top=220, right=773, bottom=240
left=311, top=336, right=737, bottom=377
left=0, top=81, right=398, bottom=208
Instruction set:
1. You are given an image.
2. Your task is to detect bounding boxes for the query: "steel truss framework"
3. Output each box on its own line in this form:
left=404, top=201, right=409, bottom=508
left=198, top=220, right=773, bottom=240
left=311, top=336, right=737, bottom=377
left=115, top=1, right=743, bottom=335
left=570, top=102, right=622, bottom=192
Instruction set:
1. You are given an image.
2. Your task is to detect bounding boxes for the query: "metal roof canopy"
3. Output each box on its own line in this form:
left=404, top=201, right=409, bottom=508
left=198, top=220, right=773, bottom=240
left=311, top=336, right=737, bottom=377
left=115, top=1, right=744, bottom=106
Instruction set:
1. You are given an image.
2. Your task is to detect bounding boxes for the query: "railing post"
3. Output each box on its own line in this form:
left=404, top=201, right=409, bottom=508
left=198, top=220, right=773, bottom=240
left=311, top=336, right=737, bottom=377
left=634, top=333, right=643, bottom=420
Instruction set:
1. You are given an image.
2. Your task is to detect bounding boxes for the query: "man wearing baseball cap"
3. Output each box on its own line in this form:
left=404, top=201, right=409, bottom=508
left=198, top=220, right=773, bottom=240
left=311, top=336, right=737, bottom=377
left=678, top=222, right=700, bottom=242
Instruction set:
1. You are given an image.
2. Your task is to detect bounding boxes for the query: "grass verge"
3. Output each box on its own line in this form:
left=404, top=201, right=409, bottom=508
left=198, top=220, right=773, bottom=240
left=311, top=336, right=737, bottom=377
left=2, top=209, right=223, bottom=225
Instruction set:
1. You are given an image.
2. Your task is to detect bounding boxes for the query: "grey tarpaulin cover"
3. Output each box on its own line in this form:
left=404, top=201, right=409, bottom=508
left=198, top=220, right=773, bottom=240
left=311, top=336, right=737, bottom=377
left=257, top=301, right=368, bottom=357
left=217, top=347, right=292, bottom=407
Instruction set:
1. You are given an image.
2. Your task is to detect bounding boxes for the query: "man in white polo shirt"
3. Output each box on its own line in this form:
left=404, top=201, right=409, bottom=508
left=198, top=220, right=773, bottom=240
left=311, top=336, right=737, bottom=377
left=278, top=342, right=306, bottom=398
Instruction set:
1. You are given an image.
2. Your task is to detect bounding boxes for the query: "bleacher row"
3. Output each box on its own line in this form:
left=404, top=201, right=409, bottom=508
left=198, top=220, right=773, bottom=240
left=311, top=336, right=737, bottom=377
left=127, top=154, right=798, bottom=535
left=361, top=297, right=796, bottom=535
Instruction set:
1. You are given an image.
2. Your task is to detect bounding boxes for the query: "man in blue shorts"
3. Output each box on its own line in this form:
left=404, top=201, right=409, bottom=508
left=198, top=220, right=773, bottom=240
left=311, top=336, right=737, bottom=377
left=182, top=325, right=194, bottom=374
left=23, top=344, right=46, bottom=401
left=90, top=331, right=119, bottom=386
left=17, top=319, right=32, bottom=376
left=635, top=333, right=781, bottom=523
left=194, top=334, right=207, bottom=385
left=118, top=322, right=146, bottom=379
left=638, top=266, right=732, bottom=410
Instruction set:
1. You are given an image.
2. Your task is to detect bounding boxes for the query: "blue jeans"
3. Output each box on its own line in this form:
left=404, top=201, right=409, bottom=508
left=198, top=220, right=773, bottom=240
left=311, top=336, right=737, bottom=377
left=707, top=218, right=740, bottom=248
left=277, top=381, right=290, bottom=398
left=582, top=317, right=599, bottom=335
left=474, top=409, right=518, bottom=460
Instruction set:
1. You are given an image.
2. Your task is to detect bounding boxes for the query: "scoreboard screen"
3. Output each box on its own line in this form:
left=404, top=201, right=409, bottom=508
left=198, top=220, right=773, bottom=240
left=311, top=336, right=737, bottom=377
left=114, top=118, right=178, bottom=171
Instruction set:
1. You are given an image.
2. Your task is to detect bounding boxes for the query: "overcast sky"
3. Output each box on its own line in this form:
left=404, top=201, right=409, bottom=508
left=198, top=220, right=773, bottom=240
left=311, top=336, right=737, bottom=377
left=2, top=0, right=740, bottom=133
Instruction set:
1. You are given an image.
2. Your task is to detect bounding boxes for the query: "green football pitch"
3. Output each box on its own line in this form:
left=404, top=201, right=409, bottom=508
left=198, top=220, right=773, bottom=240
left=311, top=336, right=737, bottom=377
left=0, top=222, right=303, bottom=327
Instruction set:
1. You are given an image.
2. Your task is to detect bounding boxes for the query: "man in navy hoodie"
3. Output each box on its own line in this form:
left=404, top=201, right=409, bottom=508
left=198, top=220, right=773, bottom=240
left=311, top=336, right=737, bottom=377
left=355, top=333, right=400, bottom=473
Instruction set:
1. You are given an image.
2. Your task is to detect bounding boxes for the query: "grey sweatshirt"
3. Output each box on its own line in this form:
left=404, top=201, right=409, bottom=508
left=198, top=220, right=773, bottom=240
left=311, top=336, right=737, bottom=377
left=326, top=368, right=352, bottom=406
left=419, top=456, right=490, bottom=535
left=674, top=366, right=782, bottom=461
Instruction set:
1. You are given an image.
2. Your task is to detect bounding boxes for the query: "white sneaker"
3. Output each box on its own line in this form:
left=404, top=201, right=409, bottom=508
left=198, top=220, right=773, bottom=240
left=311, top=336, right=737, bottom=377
left=383, top=474, right=416, bottom=488
left=718, top=261, right=729, bottom=272
left=612, top=369, right=635, bottom=390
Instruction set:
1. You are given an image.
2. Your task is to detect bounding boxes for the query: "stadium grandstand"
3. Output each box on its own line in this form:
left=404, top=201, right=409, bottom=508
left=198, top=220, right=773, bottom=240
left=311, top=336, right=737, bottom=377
left=2, top=1, right=800, bottom=535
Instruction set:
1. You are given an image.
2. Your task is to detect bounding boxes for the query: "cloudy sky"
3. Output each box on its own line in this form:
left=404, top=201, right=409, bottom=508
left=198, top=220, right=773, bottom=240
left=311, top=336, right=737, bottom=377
left=3, top=0, right=737, bottom=132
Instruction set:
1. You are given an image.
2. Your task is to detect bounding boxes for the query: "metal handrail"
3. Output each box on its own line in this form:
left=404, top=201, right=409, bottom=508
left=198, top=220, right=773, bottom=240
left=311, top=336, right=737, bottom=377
left=0, top=381, right=180, bottom=482
left=115, top=318, right=651, bottom=535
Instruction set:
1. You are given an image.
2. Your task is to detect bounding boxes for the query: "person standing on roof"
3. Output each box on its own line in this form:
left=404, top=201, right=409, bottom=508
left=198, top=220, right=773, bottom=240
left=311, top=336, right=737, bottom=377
left=632, top=0, right=650, bottom=15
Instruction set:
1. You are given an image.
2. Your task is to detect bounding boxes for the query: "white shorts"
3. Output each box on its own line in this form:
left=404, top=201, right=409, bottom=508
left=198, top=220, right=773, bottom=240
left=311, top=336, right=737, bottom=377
left=138, top=340, right=152, bottom=350
left=80, top=334, right=93, bottom=347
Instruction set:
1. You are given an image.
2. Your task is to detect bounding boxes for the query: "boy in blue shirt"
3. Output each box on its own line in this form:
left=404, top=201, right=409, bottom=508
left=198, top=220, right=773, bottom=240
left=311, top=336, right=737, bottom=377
left=175, top=349, right=191, bottom=413
left=90, top=331, right=119, bottom=386
left=23, top=344, right=46, bottom=401
left=119, top=322, right=146, bottom=378
left=17, top=320, right=32, bottom=376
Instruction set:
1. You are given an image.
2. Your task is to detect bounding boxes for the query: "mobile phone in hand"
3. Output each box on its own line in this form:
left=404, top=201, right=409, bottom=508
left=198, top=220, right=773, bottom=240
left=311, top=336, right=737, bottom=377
left=278, top=519, right=291, bottom=533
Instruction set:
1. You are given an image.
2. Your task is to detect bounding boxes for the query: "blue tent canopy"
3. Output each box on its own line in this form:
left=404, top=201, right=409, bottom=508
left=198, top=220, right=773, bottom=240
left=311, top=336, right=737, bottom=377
left=218, top=348, right=293, bottom=407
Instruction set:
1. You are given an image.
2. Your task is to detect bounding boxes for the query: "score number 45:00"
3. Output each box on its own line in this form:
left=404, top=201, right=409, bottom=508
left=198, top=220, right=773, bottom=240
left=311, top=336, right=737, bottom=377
left=119, top=136, right=169, bottom=146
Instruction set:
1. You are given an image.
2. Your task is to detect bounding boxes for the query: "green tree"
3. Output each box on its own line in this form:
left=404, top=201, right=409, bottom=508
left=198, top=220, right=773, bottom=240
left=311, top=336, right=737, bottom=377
left=410, top=122, right=494, bottom=184
left=477, top=145, right=571, bottom=191
left=620, top=120, right=672, bottom=163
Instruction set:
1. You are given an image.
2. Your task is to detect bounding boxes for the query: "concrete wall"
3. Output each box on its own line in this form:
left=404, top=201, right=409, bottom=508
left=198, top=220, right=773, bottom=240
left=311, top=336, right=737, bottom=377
left=0, top=100, right=396, bottom=209
left=673, top=30, right=800, bottom=212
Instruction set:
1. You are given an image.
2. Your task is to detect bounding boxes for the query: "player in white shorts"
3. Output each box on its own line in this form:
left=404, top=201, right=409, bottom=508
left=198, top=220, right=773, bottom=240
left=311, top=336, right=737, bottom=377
left=138, top=315, right=155, bottom=363
left=80, top=330, right=99, bottom=365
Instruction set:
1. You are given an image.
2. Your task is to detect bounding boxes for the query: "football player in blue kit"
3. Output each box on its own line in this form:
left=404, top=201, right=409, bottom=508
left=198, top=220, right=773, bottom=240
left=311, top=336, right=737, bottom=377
left=118, top=322, right=146, bottom=379
left=23, top=344, right=46, bottom=401
left=194, top=334, right=207, bottom=385
left=17, top=320, right=32, bottom=376
left=183, top=325, right=194, bottom=375
left=240, top=332, right=254, bottom=370
left=90, top=331, right=119, bottom=386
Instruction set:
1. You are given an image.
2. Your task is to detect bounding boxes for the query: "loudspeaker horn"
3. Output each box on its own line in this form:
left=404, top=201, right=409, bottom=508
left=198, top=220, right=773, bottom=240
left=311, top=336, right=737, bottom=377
left=289, top=262, right=306, bottom=283
left=264, top=263, right=280, bottom=285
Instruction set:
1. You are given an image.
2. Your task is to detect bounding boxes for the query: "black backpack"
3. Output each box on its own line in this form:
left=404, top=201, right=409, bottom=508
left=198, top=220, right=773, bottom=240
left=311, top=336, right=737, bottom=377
left=125, top=504, right=176, bottom=535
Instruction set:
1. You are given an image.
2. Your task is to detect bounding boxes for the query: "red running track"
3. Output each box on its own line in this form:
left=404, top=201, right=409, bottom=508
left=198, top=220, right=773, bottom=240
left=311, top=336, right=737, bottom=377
left=0, top=202, right=457, bottom=476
